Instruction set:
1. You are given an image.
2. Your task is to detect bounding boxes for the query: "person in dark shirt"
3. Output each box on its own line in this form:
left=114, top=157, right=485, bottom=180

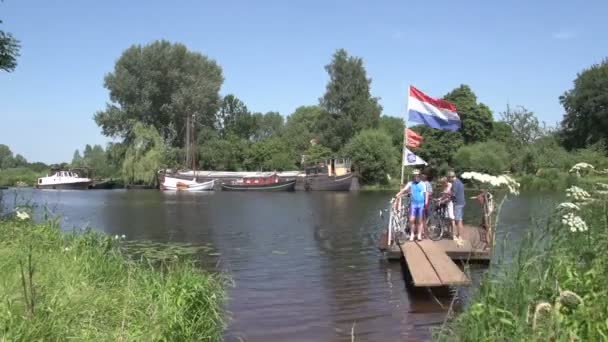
left=447, top=170, right=465, bottom=240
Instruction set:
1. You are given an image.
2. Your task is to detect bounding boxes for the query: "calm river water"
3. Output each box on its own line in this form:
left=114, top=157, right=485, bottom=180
left=0, top=188, right=558, bottom=341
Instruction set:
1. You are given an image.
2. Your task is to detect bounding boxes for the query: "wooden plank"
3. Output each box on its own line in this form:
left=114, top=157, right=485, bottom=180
left=416, top=240, right=470, bottom=286
left=400, top=242, right=442, bottom=287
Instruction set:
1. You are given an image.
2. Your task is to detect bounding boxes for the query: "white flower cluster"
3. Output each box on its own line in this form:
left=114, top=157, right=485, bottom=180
left=15, top=211, right=30, bottom=220
left=460, top=172, right=520, bottom=195
left=596, top=183, right=608, bottom=190
left=556, top=202, right=580, bottom=211
left=561, top=212, right=588, bottom=232
left=569, top=162, right=594, bottom=173
left=113, top=234, right=126, bottom=240
left=566, top=186, right=591, bottom=202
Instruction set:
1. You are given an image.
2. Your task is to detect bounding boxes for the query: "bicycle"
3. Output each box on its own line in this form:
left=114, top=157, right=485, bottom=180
left=426, top=199, right=451, bottom=241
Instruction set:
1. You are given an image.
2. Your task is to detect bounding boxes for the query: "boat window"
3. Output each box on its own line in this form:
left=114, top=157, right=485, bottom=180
left=38, top=179, right=42, bottom=184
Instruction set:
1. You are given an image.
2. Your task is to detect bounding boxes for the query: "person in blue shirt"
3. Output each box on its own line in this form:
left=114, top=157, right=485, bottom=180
left=447, top=170, right=466, bottom=240
left=395, top=169, right=429, bottom=241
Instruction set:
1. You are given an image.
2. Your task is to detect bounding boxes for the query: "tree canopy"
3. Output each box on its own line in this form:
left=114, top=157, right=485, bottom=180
left=94, top=40, right=223, bottom=147
left=0, top=19, right=20, bottom=72
left=444, top=85, right=493, bottom=144
left=560, top=59, right=608, bottom=150
left=320, top=49, right=382, bottom=149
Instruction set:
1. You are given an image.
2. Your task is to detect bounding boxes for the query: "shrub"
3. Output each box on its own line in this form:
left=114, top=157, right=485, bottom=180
left=454, top=140, right=510, bottom=175
left=344, top=129, right=398, bottom=184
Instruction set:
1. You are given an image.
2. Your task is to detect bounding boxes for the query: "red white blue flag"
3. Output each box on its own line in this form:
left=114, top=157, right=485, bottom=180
left=408, top=86, right=461, bottom=131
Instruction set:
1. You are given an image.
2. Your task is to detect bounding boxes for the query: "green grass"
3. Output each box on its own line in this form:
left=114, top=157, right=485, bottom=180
left=0, top=217, right=227, bottom=341
left=436, top=186, right=608, bottom=341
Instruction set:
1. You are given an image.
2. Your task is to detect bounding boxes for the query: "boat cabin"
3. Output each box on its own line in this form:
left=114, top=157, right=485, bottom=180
left=305, top=158, right=351, bottom=177
left=242, top=173, right=280, bottom=185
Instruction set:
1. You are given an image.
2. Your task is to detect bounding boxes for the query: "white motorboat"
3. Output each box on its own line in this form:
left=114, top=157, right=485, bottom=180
left=161, top=176, right=215, bottom=192
left=36, top=169, right=92, bottom=190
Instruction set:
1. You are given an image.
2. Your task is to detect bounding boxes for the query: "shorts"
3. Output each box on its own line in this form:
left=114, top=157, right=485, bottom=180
left=454, top=204, right=464, bottom=221
left=410, top=205, right=425, bottom=218
left=445, top=201, right=455, bottom=220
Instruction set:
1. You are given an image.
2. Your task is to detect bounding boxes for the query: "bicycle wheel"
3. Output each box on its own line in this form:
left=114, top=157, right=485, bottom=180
left=427, top=208, right=444, bottom=241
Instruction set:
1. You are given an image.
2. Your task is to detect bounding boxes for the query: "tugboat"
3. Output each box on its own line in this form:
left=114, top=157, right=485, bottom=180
left=36, top=169, right=92, bottom=190
left=301, top=158, right=354, bottom=191
left=221, top=173, right=296, bottom=192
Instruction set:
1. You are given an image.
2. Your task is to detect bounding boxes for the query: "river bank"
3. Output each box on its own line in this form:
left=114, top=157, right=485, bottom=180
left=0, top=214, right=226, bottom=340
left=437, top=184, right=608, bottom=340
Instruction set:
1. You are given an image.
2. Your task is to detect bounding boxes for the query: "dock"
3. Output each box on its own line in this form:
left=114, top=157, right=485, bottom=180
left=380, top=225, right=490, bottom=287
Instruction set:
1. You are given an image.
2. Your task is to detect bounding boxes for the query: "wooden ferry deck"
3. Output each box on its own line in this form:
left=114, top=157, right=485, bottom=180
left=381, top=225, right=491, bottom=288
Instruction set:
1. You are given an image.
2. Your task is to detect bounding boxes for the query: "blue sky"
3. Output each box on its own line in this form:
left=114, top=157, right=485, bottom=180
left=1, top=0, right=607, bottom=163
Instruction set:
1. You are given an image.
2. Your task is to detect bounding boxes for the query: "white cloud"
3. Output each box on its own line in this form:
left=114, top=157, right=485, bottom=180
left=552, top=29, right=576, bottom=40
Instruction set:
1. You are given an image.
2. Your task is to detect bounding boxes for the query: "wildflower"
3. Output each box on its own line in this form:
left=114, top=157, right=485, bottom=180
left=460, top=172, right=520, bottom=195
left=569, top=162, right=594, bottom=173
left=121, top=234, right=126, bottom=239
left=556, top=202, right=580, bottom=211
left=559, top=290, right=583, bottom=309
left=532, top=302, right=553, bottom=331
left=561, top=212, right=588, bottom=232
left=16, top=211, right=30, bottom=220
left=63, top=247, right=71, bottom=252
left=114, top=235, right=120, bottom=240
left=566, top=186, right=591, bottom=202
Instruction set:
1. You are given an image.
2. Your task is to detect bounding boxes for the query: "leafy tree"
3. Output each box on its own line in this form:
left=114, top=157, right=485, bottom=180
left=0, top=19, right=20, bottom=72
left=410, top=126, right=464, bottom=166
left=453, top=140, right=510, bottom=175
left=122, top=123, right=165, bottom=185
left=217, top=94, right=251, bottom=138
left=491, top=121, right=515, bottom=145
left=282, top=106, right=327, bottom=162
left=106, top=142, right=127, bottom=178
left=28, top=162, right=49, bottom=173
left=443, top=85, right=493, bottom=144
left=71, top=150, right=83, bottom=167
left=251, top=112, right=284, bottom=142
left=12, top=154, right=26, bottom=167
left=0, top=144, right=14, bottom=169
left=560, top=59, right=608, bottom=150
left=94, top=40, right=223, bottom=147
left=379, top=116, right=405, bottom=149
left=199, top=133, right=248, bottom=171
left=320, top=49, right=382, bottom=148
left=500, top=105, right=545, bottom=145
left=245, top=137, right=295, bottom=171
left=344, top=129, right=397, bottom=184
left=303, top=144, right=332, bottom=165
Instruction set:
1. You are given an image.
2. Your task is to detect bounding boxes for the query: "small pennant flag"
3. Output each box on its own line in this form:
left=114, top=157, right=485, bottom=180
left=403, top=148, right=427, bottom=166
left=405, top=128, right=423, bottom=148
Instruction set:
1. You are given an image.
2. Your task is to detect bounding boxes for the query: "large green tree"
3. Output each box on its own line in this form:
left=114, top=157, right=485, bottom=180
left=560, top=59, right=608, bottom=150
left=0, top=19, right=20, bottom=72
left=344, top=129, right=397, bottom=184
left=216, top=94, right=251, bottom=138
left=320, top=49, right=382, bottom=149
left=0, top=144, right=14, bottom=169
left=251, top=111, right=284, bottom=142
left=282, top=106, right=327, bottom=162
left=443, top=85, right=493, bottom=144
left=453, top=140, right=510, bottom=175
left=94, top=40, right=223, bottom=147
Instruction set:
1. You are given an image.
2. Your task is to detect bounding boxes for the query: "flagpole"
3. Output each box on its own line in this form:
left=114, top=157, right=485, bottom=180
left=400, top=85, right=410, bottom=186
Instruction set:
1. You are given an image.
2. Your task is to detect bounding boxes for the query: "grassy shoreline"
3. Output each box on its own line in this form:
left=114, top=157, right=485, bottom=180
left=0, top=216, right=226, bottom=340
left=437, top=184, right=608, bottom=341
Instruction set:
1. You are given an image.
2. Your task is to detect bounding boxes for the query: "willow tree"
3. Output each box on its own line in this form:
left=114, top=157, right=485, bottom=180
left=122, top=123, right=165, bottom=186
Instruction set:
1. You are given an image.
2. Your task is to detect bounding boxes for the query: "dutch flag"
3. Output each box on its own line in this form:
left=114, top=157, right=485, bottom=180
left=407, top=86, right=461, bottom=131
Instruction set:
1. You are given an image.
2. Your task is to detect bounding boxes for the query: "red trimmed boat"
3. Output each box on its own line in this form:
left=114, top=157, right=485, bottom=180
left=221, top=173, right=296, bottom=192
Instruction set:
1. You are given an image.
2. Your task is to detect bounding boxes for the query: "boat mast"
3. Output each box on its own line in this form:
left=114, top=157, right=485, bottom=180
left=191, top=112, right=197, bottom=172
left=185, top=113, right=191, bottom=169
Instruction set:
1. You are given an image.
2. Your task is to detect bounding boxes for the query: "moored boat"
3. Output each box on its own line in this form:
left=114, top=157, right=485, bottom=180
left=36, top=169, right=92, bottom=190
left=221, top=173, right=296, bottom=192
left=161, top=175, right=215, bottom=192
left=301, top=158, right=354, bottom=191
